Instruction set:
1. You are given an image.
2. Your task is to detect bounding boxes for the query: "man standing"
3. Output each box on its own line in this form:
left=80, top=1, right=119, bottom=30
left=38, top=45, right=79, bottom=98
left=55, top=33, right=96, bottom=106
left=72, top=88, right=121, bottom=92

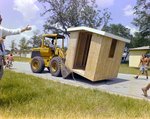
left=141, top=58, right=150, bottom=96
left=0, top=14, right=32, bottom=80
left=134, top=54, right=148, bottom=80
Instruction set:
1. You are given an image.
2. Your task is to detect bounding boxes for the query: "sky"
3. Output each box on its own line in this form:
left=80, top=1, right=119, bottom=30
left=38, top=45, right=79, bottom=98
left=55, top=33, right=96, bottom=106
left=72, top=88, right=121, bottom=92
left=0, top=0, right=138, bottom=50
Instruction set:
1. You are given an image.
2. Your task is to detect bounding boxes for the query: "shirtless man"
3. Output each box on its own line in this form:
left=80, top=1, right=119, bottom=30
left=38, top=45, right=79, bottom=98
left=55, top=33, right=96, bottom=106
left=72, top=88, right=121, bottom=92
left=134, top=54, right=148, bottom=80
left=141, top=57, right=150, bottom=96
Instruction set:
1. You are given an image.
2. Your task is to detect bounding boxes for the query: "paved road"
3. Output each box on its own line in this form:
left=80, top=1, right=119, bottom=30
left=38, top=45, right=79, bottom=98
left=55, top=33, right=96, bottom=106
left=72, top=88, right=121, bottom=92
left=7, top=61, right=150, bottom=100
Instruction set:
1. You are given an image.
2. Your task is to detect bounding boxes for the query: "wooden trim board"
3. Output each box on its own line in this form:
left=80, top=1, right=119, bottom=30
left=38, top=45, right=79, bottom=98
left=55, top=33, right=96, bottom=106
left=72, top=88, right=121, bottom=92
left=67, top=26, right=130, bottom=43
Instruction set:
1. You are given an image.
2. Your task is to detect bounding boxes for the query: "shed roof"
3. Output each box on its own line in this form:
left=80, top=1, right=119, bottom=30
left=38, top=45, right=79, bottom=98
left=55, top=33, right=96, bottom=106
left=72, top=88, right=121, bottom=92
left=67, top=26, right=130, bottom=43
left=129, top=46, right=150, bottom=51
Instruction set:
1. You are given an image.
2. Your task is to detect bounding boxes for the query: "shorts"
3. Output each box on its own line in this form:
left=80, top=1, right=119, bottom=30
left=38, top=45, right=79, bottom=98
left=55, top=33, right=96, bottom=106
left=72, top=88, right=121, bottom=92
left=140, top=65, right=147, bottom=71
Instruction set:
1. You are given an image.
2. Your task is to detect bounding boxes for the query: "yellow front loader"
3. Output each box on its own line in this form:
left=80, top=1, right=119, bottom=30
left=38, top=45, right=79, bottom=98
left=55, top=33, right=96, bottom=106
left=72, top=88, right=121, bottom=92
left=29, top=34, right=68, bottom=77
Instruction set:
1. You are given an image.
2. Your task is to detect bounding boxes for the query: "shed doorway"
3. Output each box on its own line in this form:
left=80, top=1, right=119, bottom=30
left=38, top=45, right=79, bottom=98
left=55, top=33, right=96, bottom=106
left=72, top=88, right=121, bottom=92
left=73, top=32, right=92, bottom=71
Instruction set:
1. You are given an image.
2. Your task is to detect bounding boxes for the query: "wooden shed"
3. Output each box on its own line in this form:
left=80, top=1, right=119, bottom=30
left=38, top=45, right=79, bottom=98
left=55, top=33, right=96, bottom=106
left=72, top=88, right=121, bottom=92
left=129, top=46, right=150, bottom=68
left=65, top=26, right=130, bottom=81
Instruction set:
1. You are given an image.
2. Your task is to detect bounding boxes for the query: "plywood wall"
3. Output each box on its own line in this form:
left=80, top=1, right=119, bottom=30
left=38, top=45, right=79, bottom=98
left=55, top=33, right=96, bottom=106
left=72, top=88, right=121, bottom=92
left=65, top=31, right=79, bottom=69
left=93, top=38, right=125, bottom=81
left=84, top=34, right=104, bottom=80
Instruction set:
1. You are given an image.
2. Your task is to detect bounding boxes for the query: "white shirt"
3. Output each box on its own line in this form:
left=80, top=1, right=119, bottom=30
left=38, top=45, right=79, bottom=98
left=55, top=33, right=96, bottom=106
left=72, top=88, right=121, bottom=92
left=0, top=26, right=21, bottom=56
left=49, top=44, right=55, bottom=50
left=0, top=26, right=21, bottom=38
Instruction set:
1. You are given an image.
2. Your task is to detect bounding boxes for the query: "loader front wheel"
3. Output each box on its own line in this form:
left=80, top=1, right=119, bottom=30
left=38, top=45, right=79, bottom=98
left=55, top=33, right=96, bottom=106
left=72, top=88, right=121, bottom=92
left=50, top=57, right=61, bottom=77
left=31, top=56, right=45, bottom=73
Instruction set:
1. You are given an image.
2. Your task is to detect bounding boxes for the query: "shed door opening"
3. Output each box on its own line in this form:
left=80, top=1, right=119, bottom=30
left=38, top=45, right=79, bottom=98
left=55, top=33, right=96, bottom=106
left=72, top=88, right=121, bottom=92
left=73, top=32, right=92, bottom=70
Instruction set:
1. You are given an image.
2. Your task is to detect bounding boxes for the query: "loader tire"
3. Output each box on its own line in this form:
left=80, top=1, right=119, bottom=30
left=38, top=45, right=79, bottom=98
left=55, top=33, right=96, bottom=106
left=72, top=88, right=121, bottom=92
left=50, top=57, right=61, bottom=77
left=31, top=56, right=45, bottom=73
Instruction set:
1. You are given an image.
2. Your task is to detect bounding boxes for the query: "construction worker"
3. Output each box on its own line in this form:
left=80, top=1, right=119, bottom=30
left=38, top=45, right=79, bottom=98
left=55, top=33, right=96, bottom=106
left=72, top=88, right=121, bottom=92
left=0, top=13, right=32, bottom=80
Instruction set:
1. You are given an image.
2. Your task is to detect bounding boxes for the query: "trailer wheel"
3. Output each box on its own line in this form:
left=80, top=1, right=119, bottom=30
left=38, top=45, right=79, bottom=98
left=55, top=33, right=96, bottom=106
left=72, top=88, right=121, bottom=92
left=50, top=57, right=61, bottom=77
left=31, top=56, right=45, bottom=73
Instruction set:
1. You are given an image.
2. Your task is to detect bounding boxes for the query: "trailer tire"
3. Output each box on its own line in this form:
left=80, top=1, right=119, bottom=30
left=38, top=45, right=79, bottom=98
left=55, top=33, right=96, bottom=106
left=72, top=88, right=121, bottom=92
left=31, top=56, right=45, bottom=73
left=50, top=57, right=61, bottom=77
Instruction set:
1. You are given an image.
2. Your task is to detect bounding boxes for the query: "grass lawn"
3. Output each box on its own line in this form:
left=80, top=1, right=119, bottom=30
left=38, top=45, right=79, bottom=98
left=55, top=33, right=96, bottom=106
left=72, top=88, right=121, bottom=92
left=5, top=56, right=30, bottom=62
left=0, top=70, right=150, bottom=119
left=13, top=56, right=30, bottom=62
left=119, top=63, right=150, bottom=76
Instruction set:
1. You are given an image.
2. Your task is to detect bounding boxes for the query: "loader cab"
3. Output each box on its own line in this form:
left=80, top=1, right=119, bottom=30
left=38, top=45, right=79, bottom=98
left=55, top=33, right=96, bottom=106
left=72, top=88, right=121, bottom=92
left=41, top=34, right=65, bottom=53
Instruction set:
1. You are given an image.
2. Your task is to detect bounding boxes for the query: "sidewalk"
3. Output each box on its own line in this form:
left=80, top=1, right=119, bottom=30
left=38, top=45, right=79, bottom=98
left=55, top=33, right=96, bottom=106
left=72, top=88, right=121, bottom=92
left=10, top=61, right=150, bottom=100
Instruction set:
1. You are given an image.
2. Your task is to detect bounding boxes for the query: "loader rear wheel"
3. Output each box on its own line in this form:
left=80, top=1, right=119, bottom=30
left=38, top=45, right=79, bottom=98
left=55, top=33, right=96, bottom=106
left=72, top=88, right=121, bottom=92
left=31, top=56, right=45, bottom=73
left=50, top=57, right=61, bottom=77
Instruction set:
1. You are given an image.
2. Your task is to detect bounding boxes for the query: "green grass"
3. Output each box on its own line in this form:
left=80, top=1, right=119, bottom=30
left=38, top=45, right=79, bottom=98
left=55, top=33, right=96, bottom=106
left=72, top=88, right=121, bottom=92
left=13, top=56, right=30, bottom=62
left=119, top=63, right=150, bottom=76
left=0, top=70, right=150, bottom=119
left=5, top=56, right=30, bottom=62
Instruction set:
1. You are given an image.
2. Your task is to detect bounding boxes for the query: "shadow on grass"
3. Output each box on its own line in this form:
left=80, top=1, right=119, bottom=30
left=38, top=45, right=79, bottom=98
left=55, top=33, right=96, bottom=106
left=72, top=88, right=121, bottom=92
left=0, top=84, right=16, bottom=90
left=0, top=91, right=39, bottom=107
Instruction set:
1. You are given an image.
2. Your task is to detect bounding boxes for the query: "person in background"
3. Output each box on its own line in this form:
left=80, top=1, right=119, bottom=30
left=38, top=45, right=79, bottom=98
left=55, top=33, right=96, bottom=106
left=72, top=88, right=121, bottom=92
left=141, top=57, right=150, bottom=96
left=142, top=54, right=148, bottom=74
left=7, top=53, right=14, bottom=65
left=134, top=54, right=148, bottom=80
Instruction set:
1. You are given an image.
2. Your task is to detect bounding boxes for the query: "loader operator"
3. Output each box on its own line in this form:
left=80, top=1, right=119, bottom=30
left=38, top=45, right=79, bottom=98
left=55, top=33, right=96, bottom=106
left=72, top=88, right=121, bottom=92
left=49, top=39, right=55, bottom=53
left=0, top=13, right=32, bottom=80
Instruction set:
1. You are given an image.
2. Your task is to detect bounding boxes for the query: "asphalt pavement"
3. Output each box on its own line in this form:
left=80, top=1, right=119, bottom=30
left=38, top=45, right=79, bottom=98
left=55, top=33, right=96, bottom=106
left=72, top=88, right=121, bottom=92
left=6, top=61, right=150, bottom=100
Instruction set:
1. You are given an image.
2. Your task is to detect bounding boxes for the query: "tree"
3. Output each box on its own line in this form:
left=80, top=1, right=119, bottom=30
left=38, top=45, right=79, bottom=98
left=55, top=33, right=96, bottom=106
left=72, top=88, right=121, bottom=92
left=18, top=37, right=30, bottom=57
left=132, top=0, right=150, bottom=40
left=102, top=23, right=133, bottom=48
left=29, top=30, right=42, bottom=48
left=131, top=32, right=150, bottom=47
left=38, top=0, right=111, bottom=36
left=10, top=40, right=17, bottom=53
left=44, top=38, right=51, bottom=46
